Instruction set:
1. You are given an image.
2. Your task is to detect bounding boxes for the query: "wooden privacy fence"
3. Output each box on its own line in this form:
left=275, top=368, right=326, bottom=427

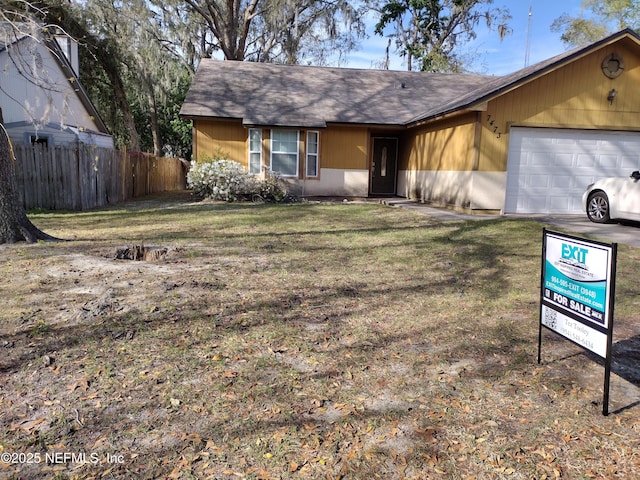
left=13, top=144, right=187, bottom=211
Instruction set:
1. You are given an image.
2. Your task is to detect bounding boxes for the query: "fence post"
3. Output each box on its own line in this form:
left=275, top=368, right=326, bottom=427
left=121, top=147, right=126, bottom=202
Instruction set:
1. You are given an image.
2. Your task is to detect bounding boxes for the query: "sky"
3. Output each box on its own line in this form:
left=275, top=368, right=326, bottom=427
left=342, top=0, right=588, bottom=75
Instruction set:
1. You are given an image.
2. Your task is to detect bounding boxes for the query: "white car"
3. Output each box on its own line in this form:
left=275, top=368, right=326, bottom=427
left=582, top=171, right=640, bottom=223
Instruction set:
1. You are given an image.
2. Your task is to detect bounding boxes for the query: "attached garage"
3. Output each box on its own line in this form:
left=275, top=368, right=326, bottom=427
left=504, top=127, right=640, bottom=214
left=399, top=29, right=640, bottom=215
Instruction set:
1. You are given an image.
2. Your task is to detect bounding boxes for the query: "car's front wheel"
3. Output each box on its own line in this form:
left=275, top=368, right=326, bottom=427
left=586, top=191, right=611, bottom=223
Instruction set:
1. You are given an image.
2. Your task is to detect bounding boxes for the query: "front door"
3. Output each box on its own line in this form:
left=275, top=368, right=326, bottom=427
left=370, top=137, right=398, bottom=195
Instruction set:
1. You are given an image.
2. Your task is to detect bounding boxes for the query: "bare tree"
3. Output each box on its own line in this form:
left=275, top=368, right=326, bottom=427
left=150, top=0, right=365, bottom=66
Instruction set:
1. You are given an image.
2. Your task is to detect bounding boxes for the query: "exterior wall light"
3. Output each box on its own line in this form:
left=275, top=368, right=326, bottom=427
left=607, top=88, right=617, bottom=104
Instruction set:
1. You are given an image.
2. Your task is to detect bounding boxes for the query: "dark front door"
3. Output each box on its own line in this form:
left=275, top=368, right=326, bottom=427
left=370, top=137, right=398, bottom=195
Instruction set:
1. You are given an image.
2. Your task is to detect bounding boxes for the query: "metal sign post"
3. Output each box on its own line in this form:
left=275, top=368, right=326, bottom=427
left=538, top=229, right=617, bottom=416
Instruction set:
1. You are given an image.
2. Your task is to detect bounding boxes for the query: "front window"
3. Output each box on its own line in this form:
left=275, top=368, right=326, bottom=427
left=271, top=130, right=299, bottom=177
left=248, top=128, right=262, bottom=174
left=306, top=131, right=319, bottom=177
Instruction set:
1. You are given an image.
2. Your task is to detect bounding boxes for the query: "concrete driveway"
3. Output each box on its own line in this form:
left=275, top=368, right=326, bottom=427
left=383, top=199, right=640, bottom=248
left=528, top=215, right=640, bottom=248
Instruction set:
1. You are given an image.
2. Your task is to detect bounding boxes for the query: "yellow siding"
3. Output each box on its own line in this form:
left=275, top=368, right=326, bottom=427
left=479, top=39, right=640, bottom=172
left=194, top=119, right=248, bottom=166
left=321, top=126, right=368, bottom=170
left=193, top=121, right=367, bottom=173
left=401, top=113, right=477, bottom=171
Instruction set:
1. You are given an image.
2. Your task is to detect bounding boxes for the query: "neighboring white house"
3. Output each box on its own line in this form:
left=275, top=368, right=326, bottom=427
left=0, top=25, right=113, bottom=149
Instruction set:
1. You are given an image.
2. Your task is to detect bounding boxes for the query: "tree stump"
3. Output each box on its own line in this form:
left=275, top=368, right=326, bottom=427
left=115, top=244, right=168, bottom=261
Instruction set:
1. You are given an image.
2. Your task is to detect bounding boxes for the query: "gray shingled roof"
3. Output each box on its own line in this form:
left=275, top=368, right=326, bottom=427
left=180, top=29, right=640, bottom=128
left=180, top=60, right=492, bottom=128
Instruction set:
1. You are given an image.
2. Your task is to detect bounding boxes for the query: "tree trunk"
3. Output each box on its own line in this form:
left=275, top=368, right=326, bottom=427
left=0, top=125, right=60, bottom=244
left=99, top=44, right=141, bottom=151
left=142, top=76, right=162, bottom=157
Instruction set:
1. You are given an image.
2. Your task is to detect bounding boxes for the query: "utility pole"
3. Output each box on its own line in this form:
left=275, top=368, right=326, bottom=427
left=525, top=0, right=533, bottom=67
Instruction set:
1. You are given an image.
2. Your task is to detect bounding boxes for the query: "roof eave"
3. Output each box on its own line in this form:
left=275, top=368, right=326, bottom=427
left=242, top=119, right=328, bottom=129
left=409, top=107, right=484, bottom=128
left=179, top=113, right=243, bottom=123
left=181, top=114, right=408, bottom=130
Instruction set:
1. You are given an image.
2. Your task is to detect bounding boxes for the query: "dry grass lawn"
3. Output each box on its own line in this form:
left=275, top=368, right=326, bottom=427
left=1, top=192, right=639, bottom=479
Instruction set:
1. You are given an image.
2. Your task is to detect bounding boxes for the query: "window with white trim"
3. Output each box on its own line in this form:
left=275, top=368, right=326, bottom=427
left=306, top=131, right=319, bottom=177
left=248, top=128, right=262, bottom=174
left=270, top=129, right=299, bottom=177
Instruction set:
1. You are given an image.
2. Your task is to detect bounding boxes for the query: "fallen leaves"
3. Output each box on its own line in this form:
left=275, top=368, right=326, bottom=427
left=67, top=376, right=91, bottom=392
left=2, top=198, right=640, bottom=480
left=9, top=418, right=46, bottom=434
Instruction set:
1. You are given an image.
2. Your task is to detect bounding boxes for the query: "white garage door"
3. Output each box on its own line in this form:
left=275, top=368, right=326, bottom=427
left=505, top=127, right=640, bottom=214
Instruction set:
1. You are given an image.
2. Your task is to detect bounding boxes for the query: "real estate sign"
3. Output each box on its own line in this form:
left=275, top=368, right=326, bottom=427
left=538, top=229, right=617, bottom=415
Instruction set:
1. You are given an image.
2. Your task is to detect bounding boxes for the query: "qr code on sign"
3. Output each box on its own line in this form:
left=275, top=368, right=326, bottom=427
left=544, top=308, right=558, bottom=329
